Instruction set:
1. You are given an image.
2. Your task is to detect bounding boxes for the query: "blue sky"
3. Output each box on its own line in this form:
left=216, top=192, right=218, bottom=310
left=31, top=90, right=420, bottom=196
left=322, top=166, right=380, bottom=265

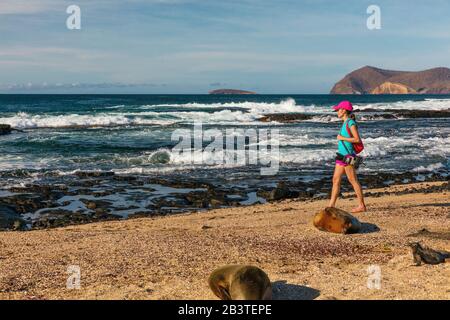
left=0, top=0, right=449, bottom=93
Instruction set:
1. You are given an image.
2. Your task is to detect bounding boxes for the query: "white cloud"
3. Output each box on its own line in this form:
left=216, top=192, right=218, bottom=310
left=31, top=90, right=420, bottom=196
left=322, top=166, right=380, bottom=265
left=0, top=0, right=57, bottom=15
left=0, top=46, right=116, bottom=62
left=0, top=0, right=194, bottom=15
left=0, top=46, right=121, bottom=74
left=0, top=82, right=163, bottom=91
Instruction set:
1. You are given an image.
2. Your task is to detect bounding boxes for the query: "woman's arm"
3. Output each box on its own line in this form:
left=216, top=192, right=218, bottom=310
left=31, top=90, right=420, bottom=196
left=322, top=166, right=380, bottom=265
left=337, top=125, right=361, bottom=143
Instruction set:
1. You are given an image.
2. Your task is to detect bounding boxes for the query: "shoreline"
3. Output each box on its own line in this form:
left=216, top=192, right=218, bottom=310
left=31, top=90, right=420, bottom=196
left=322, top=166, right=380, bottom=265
left=0, top=181, right=448, bottom=300
left=0, top=169, right=448, bottom=231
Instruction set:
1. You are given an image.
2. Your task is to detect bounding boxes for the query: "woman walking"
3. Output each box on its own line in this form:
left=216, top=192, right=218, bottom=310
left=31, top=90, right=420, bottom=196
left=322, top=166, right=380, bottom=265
left=328, top=101, right=366, bottom=213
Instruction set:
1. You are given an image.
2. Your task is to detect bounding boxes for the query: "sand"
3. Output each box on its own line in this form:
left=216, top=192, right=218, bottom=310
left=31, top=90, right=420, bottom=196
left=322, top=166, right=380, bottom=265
left=0, top=181, right=449, bottom=300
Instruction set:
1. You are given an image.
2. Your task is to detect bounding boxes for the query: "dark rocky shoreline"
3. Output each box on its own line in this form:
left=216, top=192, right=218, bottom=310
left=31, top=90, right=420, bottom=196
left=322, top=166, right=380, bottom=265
left=260, top=113, right=314, bottom=122
left=0, top=170, right=448, bottom=231
left=258, top=109, right=450, bottom=123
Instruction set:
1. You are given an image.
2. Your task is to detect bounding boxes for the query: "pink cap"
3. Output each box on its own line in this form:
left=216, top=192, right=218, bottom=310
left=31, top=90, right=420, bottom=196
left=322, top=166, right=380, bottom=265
left=332, top=100, right=353, bottom=112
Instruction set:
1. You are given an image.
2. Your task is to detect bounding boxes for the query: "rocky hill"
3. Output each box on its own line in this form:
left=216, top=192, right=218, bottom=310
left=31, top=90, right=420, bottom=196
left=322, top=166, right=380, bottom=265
left=330, top=66, right=450, bottom=94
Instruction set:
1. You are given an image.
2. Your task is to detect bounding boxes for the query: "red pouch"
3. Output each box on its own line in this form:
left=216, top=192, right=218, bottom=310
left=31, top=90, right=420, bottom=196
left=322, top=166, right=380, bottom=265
left=346, top=122, right=364, bottom=154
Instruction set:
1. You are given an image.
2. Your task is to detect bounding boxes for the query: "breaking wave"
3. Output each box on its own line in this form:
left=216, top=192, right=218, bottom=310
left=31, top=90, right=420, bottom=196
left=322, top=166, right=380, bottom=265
left=2, top=97, right=449, bottom=129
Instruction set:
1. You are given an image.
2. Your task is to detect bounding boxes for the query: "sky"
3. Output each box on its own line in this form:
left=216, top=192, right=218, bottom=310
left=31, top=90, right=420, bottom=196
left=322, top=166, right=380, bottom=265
left=0, top=0, right=449, bottom=94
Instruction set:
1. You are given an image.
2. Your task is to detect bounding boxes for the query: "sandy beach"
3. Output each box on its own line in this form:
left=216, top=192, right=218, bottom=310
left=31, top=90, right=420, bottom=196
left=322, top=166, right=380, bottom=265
left=1, top=0, right=450, bottom=304
left=0, top=181, right=449, bottom=300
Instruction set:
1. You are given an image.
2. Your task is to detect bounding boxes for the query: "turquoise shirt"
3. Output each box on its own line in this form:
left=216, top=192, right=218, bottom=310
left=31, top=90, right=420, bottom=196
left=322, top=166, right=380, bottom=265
left=338, top=119, right=356, bottom=156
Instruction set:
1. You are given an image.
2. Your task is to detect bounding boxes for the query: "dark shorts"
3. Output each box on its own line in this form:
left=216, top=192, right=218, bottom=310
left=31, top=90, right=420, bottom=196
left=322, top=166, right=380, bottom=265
left=335, top=154, right=355, bottom=167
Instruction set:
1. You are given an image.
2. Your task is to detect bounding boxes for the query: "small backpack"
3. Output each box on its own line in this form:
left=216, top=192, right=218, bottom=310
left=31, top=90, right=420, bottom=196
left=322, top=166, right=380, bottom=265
left=346, top=121, right=364, bottom=154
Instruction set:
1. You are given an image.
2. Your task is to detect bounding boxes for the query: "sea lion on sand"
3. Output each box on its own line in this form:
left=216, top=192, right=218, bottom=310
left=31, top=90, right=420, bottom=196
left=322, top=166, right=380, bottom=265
left=313, top=207, right=361, bottom=234
left=408, top=242, right=450, bottom=266
left=208, top=265, right=272, bottom=300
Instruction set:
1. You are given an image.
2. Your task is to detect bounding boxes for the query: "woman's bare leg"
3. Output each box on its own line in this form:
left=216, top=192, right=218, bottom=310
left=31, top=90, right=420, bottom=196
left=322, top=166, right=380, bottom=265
left=328, top=164, right=345, bottom=207
left=344, top=165, right=366, bottom=212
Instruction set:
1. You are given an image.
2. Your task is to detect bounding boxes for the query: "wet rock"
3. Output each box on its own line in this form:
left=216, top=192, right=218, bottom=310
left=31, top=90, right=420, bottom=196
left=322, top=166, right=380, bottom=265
left=259, top=182, right=299, bottom=202
left=147, top=177, right=211, bottom=190
left=113, top=175, right=138, bottom=182
left=359, top=113, right=398, bottom=120
left=0, top=194, right=47, bottom=214
left=0, top=124, right=12, bottom=135
left=9, top=185, right=68, bottom=203
left=91, top=190, right=116, bottom=197
left=75, top=171, right=115, bottom=178
left=259, top=113, right=314, bottom=122
left=298, top=190, right=316, bottom=200
left=152, top=197, right=191, bottom=209
left=210, top=197, right=227, bottom=207
left=256, top=189, right=271, bottom=200
left=86, top=202, right=97, bottom=210
left=129, top=180, right=145, bottom=186
left=93, top=210, right=121, bottom=221
left=0, top=205, right=27, bottom=231
left=12, top=219, right=27, bottom=231
left=185, top=192, right=210, bottom=208
left=80, top=200, right=113, bottom=212
left=358, top=109, right=450, bottom=119
left=395, top=110, right=450, bottom=119
left=0, top=169, right=34, bottom=178
left=32, top=210, right=93, bottom=229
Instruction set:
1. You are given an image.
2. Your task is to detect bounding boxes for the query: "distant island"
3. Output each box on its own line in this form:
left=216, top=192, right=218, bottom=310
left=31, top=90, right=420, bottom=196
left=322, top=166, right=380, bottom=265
left=330, top=66, right=450, bottom=94
left=209, top=89, right=256, bottom=95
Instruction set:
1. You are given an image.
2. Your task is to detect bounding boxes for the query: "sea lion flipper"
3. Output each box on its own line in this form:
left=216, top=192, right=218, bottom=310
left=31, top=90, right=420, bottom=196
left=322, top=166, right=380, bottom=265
left=208, top=269, right=232, bottom=300
left=209, top=280, right=231, bottom=300
left=218, top=286, right=232, bottom=300
left=262, top=285, right=272, bottom=300
left=413, top=253, right=422, bottom=266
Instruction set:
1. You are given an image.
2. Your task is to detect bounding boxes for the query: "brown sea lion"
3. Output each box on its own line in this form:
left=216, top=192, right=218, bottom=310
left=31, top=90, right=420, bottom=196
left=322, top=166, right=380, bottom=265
left=313, top=207, right=361, bottom=234
left=408, top=242, right=450, bottom=266
left=208, top=265, right=272, bottom=300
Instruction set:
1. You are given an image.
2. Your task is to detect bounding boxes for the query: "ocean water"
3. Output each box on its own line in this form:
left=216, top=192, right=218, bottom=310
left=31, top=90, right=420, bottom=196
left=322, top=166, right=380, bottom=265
left=1, top=94, right=449, bottom=225
left=0, top=94, right=449, bottom=184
